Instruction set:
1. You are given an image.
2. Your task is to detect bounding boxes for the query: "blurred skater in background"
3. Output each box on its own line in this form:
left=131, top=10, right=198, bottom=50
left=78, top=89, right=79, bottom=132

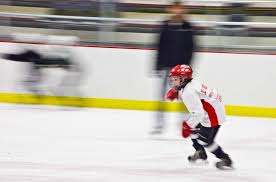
left=152, top=1, right=195, bottom=134
left=1, top=34, right=85, bottom=106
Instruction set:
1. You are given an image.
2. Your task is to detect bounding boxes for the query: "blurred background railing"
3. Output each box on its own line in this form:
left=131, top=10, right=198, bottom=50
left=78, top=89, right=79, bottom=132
left=0, top=0, right=276, bottom=52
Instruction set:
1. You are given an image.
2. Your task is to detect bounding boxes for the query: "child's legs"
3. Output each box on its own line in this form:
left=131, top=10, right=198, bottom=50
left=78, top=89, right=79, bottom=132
left=191, top=124, right=204, bottom=151
left=196, top=125, right=229, bottom=159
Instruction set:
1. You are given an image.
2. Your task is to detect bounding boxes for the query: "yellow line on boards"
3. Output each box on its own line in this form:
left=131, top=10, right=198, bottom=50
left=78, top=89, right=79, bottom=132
left=1, top=93, right=276, bottom=118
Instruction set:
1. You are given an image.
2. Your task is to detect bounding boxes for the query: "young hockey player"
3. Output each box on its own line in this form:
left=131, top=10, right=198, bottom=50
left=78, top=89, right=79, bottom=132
left=165, top=64, right=233, bottom=169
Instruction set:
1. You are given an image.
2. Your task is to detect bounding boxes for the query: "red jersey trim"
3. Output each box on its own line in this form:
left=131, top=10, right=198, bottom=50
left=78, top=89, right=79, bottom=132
left=201, top=99, right=219, bottom=127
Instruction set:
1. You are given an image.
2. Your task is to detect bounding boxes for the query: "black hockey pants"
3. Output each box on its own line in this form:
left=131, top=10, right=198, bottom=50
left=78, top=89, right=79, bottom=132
left=191, top=123, right=220, bottom=151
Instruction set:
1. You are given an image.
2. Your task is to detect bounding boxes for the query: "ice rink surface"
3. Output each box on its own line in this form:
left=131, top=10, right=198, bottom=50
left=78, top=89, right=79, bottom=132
left=0, top=103, right=275, bottom=182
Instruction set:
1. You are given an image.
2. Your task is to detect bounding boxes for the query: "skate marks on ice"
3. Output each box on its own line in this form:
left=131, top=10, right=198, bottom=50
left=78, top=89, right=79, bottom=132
left=0, top=160, right=258, bottom=182
left=0, top=105, right=275, bottom=182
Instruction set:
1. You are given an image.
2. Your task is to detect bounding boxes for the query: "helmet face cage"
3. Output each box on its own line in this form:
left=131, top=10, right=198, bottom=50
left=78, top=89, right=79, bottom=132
left=169, top=75, right=182, bottom=88
left=169, top=64, right=192, bottom=88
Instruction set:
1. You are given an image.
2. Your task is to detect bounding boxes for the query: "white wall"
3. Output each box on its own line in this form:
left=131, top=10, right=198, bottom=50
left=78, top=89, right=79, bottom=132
left=1, top=42, right=276, bottom=108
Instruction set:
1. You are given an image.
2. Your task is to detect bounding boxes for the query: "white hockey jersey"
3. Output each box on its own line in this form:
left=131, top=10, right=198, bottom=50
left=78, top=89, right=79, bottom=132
left=179, top=79, right=226, bottom=128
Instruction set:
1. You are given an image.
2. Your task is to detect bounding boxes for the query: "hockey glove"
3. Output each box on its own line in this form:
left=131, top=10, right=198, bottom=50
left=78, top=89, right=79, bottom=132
left=182, top=121, right=192, bottom=138
left=165, top=88, right=178, bottom=101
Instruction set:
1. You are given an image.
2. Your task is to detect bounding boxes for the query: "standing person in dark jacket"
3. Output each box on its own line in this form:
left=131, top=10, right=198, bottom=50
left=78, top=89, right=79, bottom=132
left=151, top=0, right=195, bottom=134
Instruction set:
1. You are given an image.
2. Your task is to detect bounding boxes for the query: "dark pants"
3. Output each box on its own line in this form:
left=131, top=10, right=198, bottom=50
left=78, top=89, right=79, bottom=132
left=192, top=124, right=220, bottom=150
left=191, top=124, right=228, bottom=159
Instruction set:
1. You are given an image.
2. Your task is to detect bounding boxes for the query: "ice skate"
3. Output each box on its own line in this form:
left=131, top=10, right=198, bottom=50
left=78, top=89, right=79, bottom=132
left=188, top=149, right=208, bottom=164
left=215, top=155, right=233, bottom=170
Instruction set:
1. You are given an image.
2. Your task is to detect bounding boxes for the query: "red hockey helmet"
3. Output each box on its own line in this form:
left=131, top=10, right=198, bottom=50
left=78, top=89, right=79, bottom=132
left=169, top=64, right=193, bottom=79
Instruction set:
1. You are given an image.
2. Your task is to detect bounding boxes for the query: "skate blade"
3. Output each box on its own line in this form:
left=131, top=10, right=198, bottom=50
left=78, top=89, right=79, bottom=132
left=216, top=164, right=235, bottom=170
left=189, top=159, right=209, bottom=166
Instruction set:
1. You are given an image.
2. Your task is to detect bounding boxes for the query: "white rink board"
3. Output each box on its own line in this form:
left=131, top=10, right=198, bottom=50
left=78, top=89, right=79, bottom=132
left=0, top=42, right=276, bottom=107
